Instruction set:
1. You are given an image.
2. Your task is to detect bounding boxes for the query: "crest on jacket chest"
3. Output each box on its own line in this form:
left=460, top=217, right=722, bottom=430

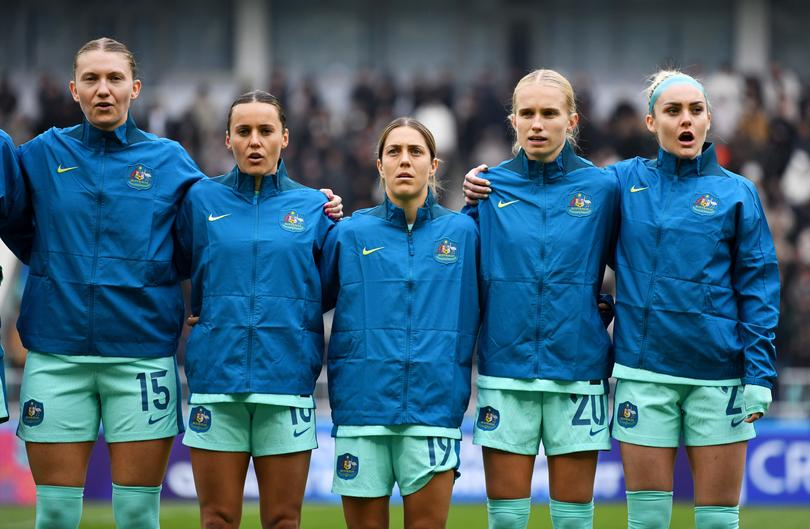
left=127, top=163, right=153, bottom=190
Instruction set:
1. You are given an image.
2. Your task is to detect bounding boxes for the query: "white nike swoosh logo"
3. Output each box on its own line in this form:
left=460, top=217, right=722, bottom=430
left=208, top=213, right=231, bottom=222
left=497, top=199, right=520, bottom=208
left=630, top=185, right=649, bottom=193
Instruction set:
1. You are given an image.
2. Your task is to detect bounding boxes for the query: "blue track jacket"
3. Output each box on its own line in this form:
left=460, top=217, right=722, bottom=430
left=175, top=162, right=333, bottom=395
left=322, top=193, right=480, bottom=428
left=16, top=117, right=202, bottom=358
left=609, top=144, right=780, bottom=387
left=469, top=144, right=620, bottom=381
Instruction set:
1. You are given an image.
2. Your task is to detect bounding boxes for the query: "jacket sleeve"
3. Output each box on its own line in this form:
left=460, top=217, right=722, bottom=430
left=0, top=135, right=33, bottom=263
left=733, top=182, right=780, bottom=388
left=320, top=223, right=341, bottom=313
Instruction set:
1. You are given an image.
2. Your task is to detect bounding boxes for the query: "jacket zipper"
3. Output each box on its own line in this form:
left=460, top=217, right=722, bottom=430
left=248, top=192, right=259, bottom=390
left=639, top=171, right=678, bottom=367
left=89, top=140, right=107, bottom=352
left=535, top=172, right=546, bottom=376
left=402, top=225, right=415, bottom=418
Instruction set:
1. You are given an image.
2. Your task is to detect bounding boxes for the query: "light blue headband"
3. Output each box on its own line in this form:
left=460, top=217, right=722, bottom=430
left=648, top=74, right=707, bottom=114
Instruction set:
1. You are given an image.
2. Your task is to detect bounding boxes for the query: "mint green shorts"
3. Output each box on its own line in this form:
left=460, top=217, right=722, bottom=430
left=182, top=402, right=318, bottom=456
left=17, top=352, right=182, bottom=443
left=473, top=387, right=611, bottom=456
left=612, top=379, right=756, bottom=447
left=332, top=435, right=460, bottom=497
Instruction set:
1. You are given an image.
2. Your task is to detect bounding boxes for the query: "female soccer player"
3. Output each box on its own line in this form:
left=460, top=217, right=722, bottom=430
left=465, top=70, right=780, bottom=529
left=175, top=90, right=334, bottom=529
left=464, top=70, right=619, bottom=529
left=608, top=70, right=778, bottom=529
left=13, top=38, right=201, bottom=529
left=321, top=117, right=480, bottom=529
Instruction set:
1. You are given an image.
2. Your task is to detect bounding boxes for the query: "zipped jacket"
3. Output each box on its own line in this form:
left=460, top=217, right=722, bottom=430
left=609, top=145, right=780, bottom=387
left=175, top=162, right=333, bottom=395
left=470, top=144, right=620, bottom=381
left=322, top=193, right=479, bottom=428
left=16, top=117, right=202, bottom=357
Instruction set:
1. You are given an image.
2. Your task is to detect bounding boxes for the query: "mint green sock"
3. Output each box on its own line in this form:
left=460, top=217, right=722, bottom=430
left=695, top=505, right=739, bottom=529
left=112, top=484, right=162, bottom=529
left=549, top=499, right=594, bottom=529
left=626, top=490, right=673, bottom=529
left=35, top=485, right=84, bottom=529
left=487, top=497, right=531, bottom=529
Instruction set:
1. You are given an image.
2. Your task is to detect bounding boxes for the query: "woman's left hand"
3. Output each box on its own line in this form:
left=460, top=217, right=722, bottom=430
left=321, top=188, right=344, bottom=220
left=745, top=412, right=764, bottom=423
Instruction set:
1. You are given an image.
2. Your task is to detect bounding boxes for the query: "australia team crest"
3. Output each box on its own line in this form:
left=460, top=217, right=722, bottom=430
left=434, top=238, right=458, bottom=264
left=189, top=406, right=212, bottom=433
left=616, top=401, right=638, bottom=428
left=22, top=399, right=44, bottom=426
left=691, top=193, right=719, bottom=216
left=566, top=192, right=593, bottom=217
left=127, top=163, right=153, bottom=190
left=281, top=210, right=306, bottom=232
left=476, top=406, right=500, bottom=431
left=336, top=453, right=359, bottom=480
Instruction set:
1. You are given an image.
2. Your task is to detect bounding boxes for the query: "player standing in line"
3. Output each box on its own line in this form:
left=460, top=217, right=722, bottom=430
left=321, top=117, right=480, bottom=529
left=12, top=38, right=202, bottom=529
left=464, top=70, right=780, bottom=529
left=606, top=70, right=778, bottom=529
left=175, top=90, right=335, bottom=529
left=0, top=128, right=29, bottom=426
left=461, top=70, right=619, bottom=529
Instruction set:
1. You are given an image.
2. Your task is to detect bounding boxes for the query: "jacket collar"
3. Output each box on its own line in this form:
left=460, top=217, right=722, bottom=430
left=230, top=159, right=288, bottom=200
left=503, top=142, right=581, bottom=181
left=656, top=143, right=722, bottom=177
left=78, top=114, right=138, bottom=147
left=382, top=189, right=437, bottom=228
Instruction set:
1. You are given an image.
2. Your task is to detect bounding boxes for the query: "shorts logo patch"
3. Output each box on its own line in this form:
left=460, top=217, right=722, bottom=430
left=336, top=453, right=359, bottom=480
left=434, top=238, right=458, bottom=264
left=617, top=401, right=638, bottom=428
left=476, top=406, right=500, bottom=431
left=127, top=163, right=154, bottom=190
left=22, top=399, right=44, bottom=426
left=281, top=210, right=305, bottom=232
left=691, top=193, right=719, bottom=216
left=189, top=406, right=211, bottom=433
left=566, top=192, right=593, bottom=217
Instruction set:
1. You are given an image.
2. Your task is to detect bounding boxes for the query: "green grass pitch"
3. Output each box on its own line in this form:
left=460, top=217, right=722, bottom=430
left=1, top=502, right=808, bottom=528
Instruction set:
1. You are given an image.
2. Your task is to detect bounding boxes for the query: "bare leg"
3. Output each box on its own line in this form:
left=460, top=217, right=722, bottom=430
left=190, top=448, right=250, bottom=529
left=482, top=447, right=535, bottom=499
left=109, top=437, right=175, bottom=486
left=403, top=470, right=455, bottom=529
left=341, top=496, right=390, bottom=529
left=620, top=442, right=677, bottom=491
left=686, top=442, right=747, bottom=506
left=547, top=451, right=599, bottom=502
left=254, top=450, right=312, bottom=529
left=26, top=441, right=95, bottom=486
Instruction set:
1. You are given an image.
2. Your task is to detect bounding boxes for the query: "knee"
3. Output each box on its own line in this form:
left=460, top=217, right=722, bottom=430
left=201, top=507, right=240, bottom=529
left=263, top=510, right=301, bottom=529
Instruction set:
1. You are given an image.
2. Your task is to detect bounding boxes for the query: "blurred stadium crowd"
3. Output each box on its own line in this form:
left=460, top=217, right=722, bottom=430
left=1, top=62, right=809, bottom=388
